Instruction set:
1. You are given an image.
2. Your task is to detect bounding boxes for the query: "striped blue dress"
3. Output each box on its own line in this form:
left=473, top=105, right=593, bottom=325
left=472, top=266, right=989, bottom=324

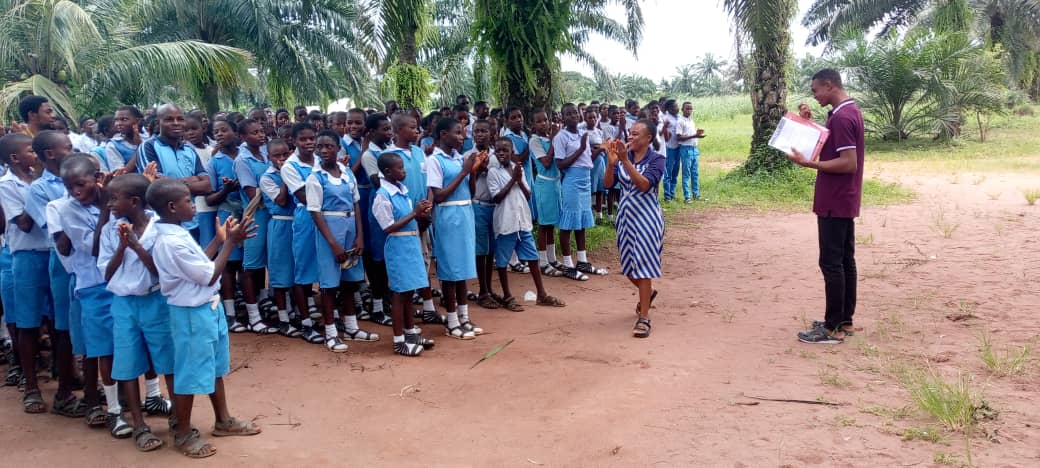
left=615, top=149, right=666, bottom=279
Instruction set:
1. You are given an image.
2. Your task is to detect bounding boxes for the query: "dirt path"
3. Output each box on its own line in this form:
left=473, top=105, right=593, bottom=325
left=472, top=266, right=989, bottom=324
left=1, top=172, right=1038, bottom=467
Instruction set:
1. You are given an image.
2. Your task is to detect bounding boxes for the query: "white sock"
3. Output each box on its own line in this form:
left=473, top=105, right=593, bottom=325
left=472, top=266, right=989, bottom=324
left=458, top=304, right=469, bottom=322
left=373, top=299, right=384, bottom=314
left=596, top=211, right=602, bottom=219
left=510, top=252, right=519, bottom=265
left=103, top=384, right=121, bottom=414
left=577, top=250, right=588, bottom=263
left=145, top=377, right=161, bottom=398
left=343, top=314, right=359, bottom=331
left=538, top=250, right=547, bottom=266
left=302, top=318, right=314, bottom=328
left=393, top=335, right=405, bottom=344
left=0, top=323, right=9, bottom=341
left=546, top=245, right=557, bottom=263
left=562, top=255, right=574, bottom=268
left=422, top=299, right=435, bottom=312
left=277, top=309, right=290, bottom=323
left=307, top=296, right=316, bottom=308
left=324, top=323, right=337, bottom=339
left=333, top=309, right=340, bottom=319
left=223, top=300, right=236, bottom=318
left=447, top=312, right=460, bottom=328
left=246, top=303, right=261, bottom=324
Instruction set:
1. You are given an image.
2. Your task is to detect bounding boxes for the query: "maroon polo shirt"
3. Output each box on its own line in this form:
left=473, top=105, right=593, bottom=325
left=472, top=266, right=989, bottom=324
left=813, top=99, right=865, bottom=218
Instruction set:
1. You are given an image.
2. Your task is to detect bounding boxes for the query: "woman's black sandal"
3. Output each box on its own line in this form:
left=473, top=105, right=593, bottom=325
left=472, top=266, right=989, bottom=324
left=632, top=317, right=651, bottom=338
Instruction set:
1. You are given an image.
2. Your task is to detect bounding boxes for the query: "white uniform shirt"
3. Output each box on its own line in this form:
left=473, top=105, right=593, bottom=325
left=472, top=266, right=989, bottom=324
left=153, top=222, right=218, bottom=308
left=280, top=152, right=317, bottom=194
left=56, top=199, right=105, bottom=291
left=372, top=180, right=409, bottom=230
left=677, top=115, right=699, bottom=147
left=552, top=128, right=592, bottom=169
left=45, top=198, right=74, bottom=273
left=97, top=212, right=161, bottom=296
left=662, top=113, right=679, bottom=149
left=487, top=161, right=532, bottom=236
left=425, top=147, right=464, bottom=189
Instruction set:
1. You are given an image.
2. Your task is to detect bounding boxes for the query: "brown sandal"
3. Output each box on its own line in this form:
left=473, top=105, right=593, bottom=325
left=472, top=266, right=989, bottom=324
left=536, top=295, right=566, bottom=307
left=22, top=389, right=45, bottom=414
left=175, top=428, right=216, bottom=458
left=476, top=294, right=500, bottom=309
left=500, top=296, right=525, bottom=312
left=133, top=426, right=164, bottom=452
left=212, top=416, right=262, bottom=437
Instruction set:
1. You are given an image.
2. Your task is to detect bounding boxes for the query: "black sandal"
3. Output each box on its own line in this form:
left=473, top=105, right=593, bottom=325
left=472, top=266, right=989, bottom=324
left=22, top=389, right=46, bottom=414
left=576, top=261, right=608, bottom=275
left=406, top=332, right=435, bottom=350
left=632, top=317, right=651, bottom=338
left=562, top=267, right=589, bottom=281
left=51, top=394, right=88, bottom=418
left=133, top=425, right=164, bottom=452
left=367, top=311, right=394, bottom=326
left=5, top=365, right=23, bottom=387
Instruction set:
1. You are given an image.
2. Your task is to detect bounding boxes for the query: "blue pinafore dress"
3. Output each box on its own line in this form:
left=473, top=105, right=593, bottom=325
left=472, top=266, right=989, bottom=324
left=289, top=161, right=318, bottom=284
left=363, top=148, right=388, bottom=261
left=313, top=167, right=365, bottom=288
left=261, top=170, right=296, bottom=288
left=238, top=148, right=271, bottom=269
left=208, top=151, right=242, bottom=260
left=380, top=186, right=428, bottom=293
left=431, top=151, right=476, bottom=281
left=531, top=136, right=562, bottom=226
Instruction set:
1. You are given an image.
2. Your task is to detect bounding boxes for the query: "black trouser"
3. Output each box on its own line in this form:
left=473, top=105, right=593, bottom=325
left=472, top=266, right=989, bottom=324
left=818, top=216, right=856, bottom=331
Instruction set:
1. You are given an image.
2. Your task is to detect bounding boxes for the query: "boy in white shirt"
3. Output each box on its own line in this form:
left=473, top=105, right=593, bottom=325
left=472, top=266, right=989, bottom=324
left=147, top=178, right=260, bottom=458
left=487, top=138, right=565, bottom=311
left=676, top=101, right=707, bottom=202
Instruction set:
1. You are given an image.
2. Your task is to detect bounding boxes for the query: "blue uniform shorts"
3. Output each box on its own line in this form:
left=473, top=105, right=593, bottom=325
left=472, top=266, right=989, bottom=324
left=112, top=290, right=174, bottom=380
left=11, top=250, right=52, bottom=329
left=49, top=251, right=72, bottom=331
left=495, top=231, right=538, bottom=268
left=77, top=284, right=114, bottom=358
left=170, top=301, right=230, bottom=395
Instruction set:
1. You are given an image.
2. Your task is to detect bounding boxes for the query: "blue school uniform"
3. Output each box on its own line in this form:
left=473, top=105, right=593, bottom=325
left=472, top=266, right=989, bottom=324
left=207, top=150, right=243, bottom=261
left=0, top=245, right=12, bottom=326
left=137, top=137, right=206, bottom=232
left=45, top=199, right=74, bottom=334
left=374, top=184, right=427, bottom=292
left=428, top=149, right=476, bottom=281
left=0, top=170, right=53, bottom=329
left=552, top=129, right=595, bottom=230
left=234, top=145, right=271, bottom=270
left=285, top=157, right=318, bottom=284
left=153, top=222, right=229, bottom=395
left=98, top=212, right=174, bottom=379
left=343, top=137, right=371, bottom=252
left=531, top=135, right=562, bottom=226
left=308, top=164, right=364, bottom=288
left=26, top=171, right=72, bottom=330
left=58, top=199, right=114, bottom=358
left=363, top=146, right=388, bottom=261
left=104, top=135, right=138, bottom=169
left=260, top=168, right=296, bottom=289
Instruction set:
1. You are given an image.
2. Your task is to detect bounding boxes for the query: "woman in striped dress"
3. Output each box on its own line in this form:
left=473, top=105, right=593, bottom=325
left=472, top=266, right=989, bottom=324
left=603, top=119, right=665, bottom=338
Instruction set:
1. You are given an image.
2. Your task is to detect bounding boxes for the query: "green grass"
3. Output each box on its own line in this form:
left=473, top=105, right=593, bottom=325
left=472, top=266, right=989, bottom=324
left=1024, top=189, right=1040, bottom=205
left=978, top=332, right=1033, bottom=377
left=694, top=166, right=913, bottom=210
left=903, top=371, right=981, bottom=432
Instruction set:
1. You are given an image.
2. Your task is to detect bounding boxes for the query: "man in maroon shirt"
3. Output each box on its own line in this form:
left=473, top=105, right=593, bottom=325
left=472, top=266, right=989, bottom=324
left=788, top=69, right=865, bottom=344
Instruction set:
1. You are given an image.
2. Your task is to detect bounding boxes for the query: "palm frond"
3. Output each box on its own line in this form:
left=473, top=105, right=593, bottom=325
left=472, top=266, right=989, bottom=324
left=0, top=74, right=77, bottom=120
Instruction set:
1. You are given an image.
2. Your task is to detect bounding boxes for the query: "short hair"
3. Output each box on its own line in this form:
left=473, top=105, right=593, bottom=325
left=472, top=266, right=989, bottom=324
left=435, top=117, right=460, bottom=138
left=107, top=173, right=151, bottom=202
left=377, top=151, right=402, bottom=174
left=226, top=112, right=244, bottom=124
left=78, top=116, right=94, bottom=128
left=275, top=108, right=289, bottom=117
left=53, top=116, right=70, bottom=130
left=116, top=105, right=143, bottom=119
left=474, top=100, right=488, bottom=109
left=276, top=125, right=293, bottom=139
left=561, top=102, right=577, bottom=112
left=145, top=178, right=190, bottom=215
left=290, top=122, right=316, bottom=138
left=32, top=130, right=67, bottom=158
left=347, top=108, right=366, bottom=118
left=237, top=118, right=261, bottom=135
left=391, top=112, right=416, bottom=131
left=293, top=105, right=307, bottom=114
left=0, top=133, right=32, bottom=165
left=330, top=111, right=347, bottom=121
left=472, top=119, right=490, bottom=129
left=589, top=100, right=600, bottom=106
left=682, top=101, right=692, bottom=107
left=504, top=106, right=522, bottom=118
left=316, top=129, right=340, bottom=143
left=18, top=96, right=49, bottom=122
left=608, top=105, right=619, bottom=112
left=633, top=119, right=658, bottom=141
left=267, top=138, right=290, bottom=152
left=812, top=68, right=843, bottom=88
left=95, top=115, right=115, bottom=136
left=624, top=99, right=638, bottom=109
left=214, top=119, right=238, bottom=133
left=494, top=136, right=514, bottom=150
left=59, top=154, right=97, bottom=180
left=365, top=112, right=389, bottom=132
left=455, top=94, right=468, bottom=102
left=452, top=104, right=469, bottom=114
left=664, top=99, right=677, bottom=110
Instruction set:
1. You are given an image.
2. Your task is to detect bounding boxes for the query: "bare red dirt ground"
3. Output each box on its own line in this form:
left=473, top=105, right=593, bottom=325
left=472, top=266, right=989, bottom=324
left=1, top=171, right=1038, bottom=467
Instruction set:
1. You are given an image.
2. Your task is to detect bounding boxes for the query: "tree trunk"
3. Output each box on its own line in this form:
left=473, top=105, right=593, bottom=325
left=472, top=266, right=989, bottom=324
left=202, top=81, right=220, bottom=117
left=400, top=27, right=418, bottom=66
left=742, top=11, right=795, bottom=175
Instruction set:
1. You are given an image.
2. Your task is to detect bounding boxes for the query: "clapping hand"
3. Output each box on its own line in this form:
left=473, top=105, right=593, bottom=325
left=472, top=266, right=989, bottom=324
left=143, top=162, right=160, bottom=181
left=224, top=215, right=257, bottom=245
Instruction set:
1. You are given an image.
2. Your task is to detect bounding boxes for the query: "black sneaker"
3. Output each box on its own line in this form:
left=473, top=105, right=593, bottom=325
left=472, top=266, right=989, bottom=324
left=144, top=395, right=173, bottom=416
left=798, top=326, right=843, bottom=344
left=811, top=320, right=854, bottom=336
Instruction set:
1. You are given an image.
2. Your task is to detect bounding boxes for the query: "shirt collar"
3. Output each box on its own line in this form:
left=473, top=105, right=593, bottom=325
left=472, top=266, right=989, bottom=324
left=41, top=169, right=62, bottom=182
left=342, top=135, right=358, bottom=148
left=382, top=180, right=407, bottom=196
left=830, top=99, right=856, bottom=115
left=503, top=129, right=526, bottom=139
left=264, top=165, right=279, bottom=174
left=367, top=142, right=385, bottom=155
left=0, top=169, right=23, bottom=185
left=154, top=136, right=185, bottom=151
left=238, top=142, right=266, bottom=162
left=313, top=162, right=347, bottom=176
left=432, top=146, right=462, bottom=160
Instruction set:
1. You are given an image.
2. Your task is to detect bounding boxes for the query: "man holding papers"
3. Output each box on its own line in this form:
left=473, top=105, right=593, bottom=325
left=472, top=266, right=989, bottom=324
left=786, top=69, right=865, bottom=345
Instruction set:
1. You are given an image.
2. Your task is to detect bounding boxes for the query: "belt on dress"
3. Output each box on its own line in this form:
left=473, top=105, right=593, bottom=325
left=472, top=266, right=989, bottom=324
left=357, top=183, right=372, bottom=189
left=473, top=200, right=496, bottom=207
left=438, top=200, right=471, bottom=207
left=389, top=230, right=418, bottom=237
left=271, top=215, right=294, bottom=221
left=537, top=174, right=560, bottom=181
left=322, top=211, right=354, bottom=217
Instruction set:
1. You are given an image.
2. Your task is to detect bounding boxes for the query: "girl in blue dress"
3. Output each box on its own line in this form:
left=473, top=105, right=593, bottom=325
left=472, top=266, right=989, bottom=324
left=603, top=120, right=665, bottom=339
left=307, top=131, right=379, bottom=353
left=258, top=139, right=302, bottom=338
left=205, top=120, right=247, bottom=333
left=372, top=152, right=435, bottom=356
left=529, top=109, right=564, bottom=278
left=426, top=118, right=488, bottom=340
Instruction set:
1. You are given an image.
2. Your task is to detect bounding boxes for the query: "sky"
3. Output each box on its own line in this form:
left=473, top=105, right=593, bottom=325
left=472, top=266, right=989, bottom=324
left=561, top=0, right=824, bottom=81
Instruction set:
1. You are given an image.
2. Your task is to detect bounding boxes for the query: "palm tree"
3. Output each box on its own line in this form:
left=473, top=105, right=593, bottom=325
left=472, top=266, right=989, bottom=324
left=137, top=0, right=370, bottom=114
left=472, top=0, right=643, bottom=112
left=803, top=0, right=1040, bottom=98
left=722, top=0, right=798, bottom=174
left=694, top=53, right=728, bottom=82
left=0, top=0, right=251, bottom=121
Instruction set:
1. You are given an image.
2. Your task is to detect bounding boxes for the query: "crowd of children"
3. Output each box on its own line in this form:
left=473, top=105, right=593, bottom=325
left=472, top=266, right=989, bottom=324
left=0, top=93, right=698, bottom=458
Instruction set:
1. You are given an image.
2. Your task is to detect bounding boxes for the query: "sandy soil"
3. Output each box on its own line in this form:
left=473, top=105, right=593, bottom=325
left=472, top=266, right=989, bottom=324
left=1, top=170, right=1038, bottom=467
